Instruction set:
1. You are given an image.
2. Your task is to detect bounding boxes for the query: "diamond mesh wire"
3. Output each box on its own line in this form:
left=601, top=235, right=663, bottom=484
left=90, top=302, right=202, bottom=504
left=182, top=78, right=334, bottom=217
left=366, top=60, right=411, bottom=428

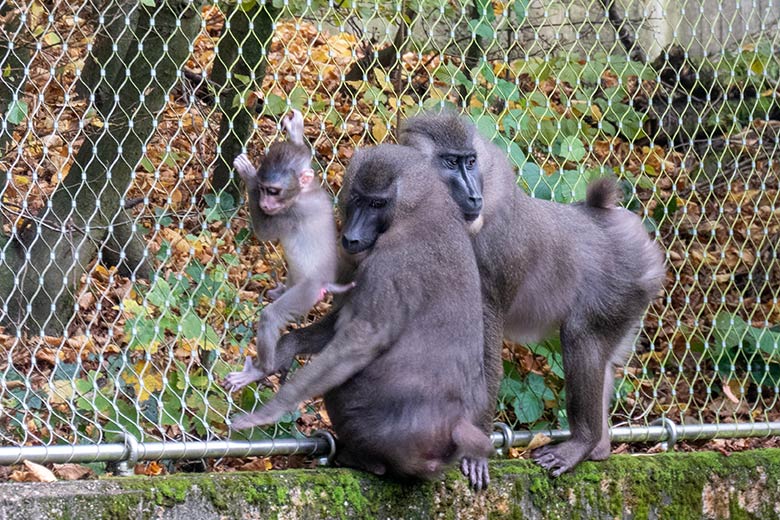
left=0, top=0, right=778, bottom=463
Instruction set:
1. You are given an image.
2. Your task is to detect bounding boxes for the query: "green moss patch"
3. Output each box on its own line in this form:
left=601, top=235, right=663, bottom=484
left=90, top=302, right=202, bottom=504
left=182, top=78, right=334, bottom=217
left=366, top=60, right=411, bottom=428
left=1, top=449, right=779, bottom=519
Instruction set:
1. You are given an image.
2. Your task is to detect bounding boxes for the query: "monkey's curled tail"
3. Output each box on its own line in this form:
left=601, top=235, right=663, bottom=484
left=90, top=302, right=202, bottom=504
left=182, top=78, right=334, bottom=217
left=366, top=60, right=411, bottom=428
left=585, top=177, right=622, bottom=209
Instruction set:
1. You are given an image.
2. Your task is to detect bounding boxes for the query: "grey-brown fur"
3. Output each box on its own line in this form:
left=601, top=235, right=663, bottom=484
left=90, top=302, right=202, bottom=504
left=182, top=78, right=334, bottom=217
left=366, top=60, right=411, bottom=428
left=223, top=110, right=350, bottom=392
left=399, top=111, right=665, bottom=476
left=231, top=144, right=493, bottom=482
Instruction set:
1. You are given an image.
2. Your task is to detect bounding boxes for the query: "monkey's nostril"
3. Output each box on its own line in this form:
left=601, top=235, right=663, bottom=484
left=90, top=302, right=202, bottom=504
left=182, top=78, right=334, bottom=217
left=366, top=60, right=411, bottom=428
left=342, top=234, right=369, bottom=254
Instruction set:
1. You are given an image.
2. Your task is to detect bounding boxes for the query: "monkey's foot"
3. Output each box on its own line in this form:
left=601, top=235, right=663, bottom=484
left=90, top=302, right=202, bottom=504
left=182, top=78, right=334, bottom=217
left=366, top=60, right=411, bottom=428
left=335, top=449, right=387, bottom=476
left=460, top=456, right=490, bottom=491
left=531, top=441, right=590, bottom=477
left=230, top=402, right=287, bottom=430
left=588, top=439, right=611, bottom=461
left=223, top=357, right=267, bottom=393
left=266, top=284, right=286, bottom=301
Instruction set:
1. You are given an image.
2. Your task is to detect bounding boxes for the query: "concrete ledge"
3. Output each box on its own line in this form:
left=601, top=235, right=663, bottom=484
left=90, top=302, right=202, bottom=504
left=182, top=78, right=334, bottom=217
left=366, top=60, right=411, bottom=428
left=1, top=449, right=779, bottom=519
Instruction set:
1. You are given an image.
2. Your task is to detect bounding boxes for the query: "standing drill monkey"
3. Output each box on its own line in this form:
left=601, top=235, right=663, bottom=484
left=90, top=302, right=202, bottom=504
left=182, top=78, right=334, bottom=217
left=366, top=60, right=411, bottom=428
left=398, top=112, right=665, bottom=477
left=224, top=109, right=352, bottom=393
left=231, top=144, right=494, bottom=484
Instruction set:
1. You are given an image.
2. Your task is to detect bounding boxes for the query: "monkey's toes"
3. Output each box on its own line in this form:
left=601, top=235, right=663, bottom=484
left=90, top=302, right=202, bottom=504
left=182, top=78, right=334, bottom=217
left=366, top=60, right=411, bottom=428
left=461, top=457, right=490, bottom=491
left=223, top=372, right=253, bottom=393
left=531, top=445, right=576, bottom=477
left=223, top=357, right=269, bottom=393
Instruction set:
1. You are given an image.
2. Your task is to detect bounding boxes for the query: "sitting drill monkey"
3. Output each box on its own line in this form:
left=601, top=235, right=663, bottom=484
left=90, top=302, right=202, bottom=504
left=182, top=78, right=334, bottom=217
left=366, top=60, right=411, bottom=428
left=231, top=144, right=494, bottom=484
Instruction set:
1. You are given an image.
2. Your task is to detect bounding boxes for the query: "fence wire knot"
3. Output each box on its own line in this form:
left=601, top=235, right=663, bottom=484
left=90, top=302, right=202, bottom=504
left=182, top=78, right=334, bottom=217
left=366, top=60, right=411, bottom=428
left=115, top=432, right=140, bottom=476
left=651, top=418, right=678, bottom=451
left=311, top=430, right=337, bottom=466
left=493, top=422, right=514, bottom=455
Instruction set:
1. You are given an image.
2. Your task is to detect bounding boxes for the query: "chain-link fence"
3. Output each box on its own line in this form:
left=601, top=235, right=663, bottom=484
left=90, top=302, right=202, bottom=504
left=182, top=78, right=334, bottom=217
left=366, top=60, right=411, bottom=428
left=0, top=0, right=778, bottom=469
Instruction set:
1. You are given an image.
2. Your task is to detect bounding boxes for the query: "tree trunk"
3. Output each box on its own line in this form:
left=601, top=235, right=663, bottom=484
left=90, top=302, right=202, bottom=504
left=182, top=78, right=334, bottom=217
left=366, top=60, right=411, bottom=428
left=0, top=2, right=32, bottom=153
left=209, top=2, right=279, bottom=202
left=458, top=1, right=486, bottom=106
left=0, top=0, right=201, bottom=335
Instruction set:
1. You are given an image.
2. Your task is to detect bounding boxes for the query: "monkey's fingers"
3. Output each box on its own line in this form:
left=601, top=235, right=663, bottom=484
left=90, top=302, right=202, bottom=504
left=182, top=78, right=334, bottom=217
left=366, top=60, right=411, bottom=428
left=318, top=281, right=356, bottom=301
left=266, top=283, right=287, bottom=302
left=282, top=109, right=305, bottom=144
left=223, top=357, right=266, bottom=393
left=229, top=412, right=268, bottom=430
left=233, top=154, right=255, bottom=181
left=230, top=403, right=286, bottom=430
left=325, top=281, right=356, bottom=294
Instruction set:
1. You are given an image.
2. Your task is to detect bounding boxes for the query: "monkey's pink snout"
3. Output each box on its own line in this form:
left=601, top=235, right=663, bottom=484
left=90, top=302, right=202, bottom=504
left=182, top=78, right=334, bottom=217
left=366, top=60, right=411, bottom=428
left=260, top=201, right=284, bottom=215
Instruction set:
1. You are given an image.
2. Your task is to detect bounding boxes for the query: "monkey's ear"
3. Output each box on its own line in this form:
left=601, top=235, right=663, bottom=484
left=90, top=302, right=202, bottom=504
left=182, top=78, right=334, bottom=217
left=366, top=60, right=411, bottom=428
left=283, top=109, right=305, bottom=145
left=298, top=168, right=315, bottom=189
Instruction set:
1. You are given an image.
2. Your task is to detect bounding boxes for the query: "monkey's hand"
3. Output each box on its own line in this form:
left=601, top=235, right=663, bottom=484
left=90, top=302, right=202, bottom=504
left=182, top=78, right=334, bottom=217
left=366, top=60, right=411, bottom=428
left=230, top=401, right=287, bottom=430
left=282, top=109, right=305, bottom=145
left=461, top=457, right=490, bottom=491
left=223, top=357, right=268, bottom=393
left=233, top=154, right=255, bottom=182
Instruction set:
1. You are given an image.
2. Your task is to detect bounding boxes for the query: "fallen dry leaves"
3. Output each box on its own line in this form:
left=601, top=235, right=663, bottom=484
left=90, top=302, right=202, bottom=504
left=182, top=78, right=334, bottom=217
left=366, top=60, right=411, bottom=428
left=53, top=463, right=95, bottom=481
left=9, top=461, right=57, bottom=483
left=0, top=2, right=777, bottom=477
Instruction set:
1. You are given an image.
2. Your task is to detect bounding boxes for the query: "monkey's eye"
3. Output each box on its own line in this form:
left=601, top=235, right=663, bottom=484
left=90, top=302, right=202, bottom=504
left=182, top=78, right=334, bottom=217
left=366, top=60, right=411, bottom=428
left=369, top=199, right=387, bottom=209
left=265, top=187, right=282, bottom=197
left=441, top=156, right=458, bottom=169
left=465, top=156, right=476, bottom=169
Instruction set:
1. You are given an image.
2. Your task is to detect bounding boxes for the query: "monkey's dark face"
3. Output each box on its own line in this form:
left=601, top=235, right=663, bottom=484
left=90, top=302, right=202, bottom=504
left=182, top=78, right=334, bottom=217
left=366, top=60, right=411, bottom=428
left=398, top=113, right=483, bottom=224
left=341, top=186, right=395, bottom=255
left=437, top=151, right=483, bottom=222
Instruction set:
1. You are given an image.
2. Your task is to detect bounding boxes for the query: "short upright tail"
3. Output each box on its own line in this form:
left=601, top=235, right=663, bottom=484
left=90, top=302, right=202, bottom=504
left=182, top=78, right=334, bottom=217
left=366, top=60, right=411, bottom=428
left=585, top=177, right=622, bottom=209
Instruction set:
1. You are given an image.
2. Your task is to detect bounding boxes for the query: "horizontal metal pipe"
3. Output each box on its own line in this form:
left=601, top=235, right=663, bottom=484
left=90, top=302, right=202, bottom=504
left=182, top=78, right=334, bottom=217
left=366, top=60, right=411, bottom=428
left=0, top=438, right=329, bottom=465
left=1, top=421, right=778, bottom=465
left=0, top=444, right=129, bottom=465
left=503, top=421, right=780, bottom=448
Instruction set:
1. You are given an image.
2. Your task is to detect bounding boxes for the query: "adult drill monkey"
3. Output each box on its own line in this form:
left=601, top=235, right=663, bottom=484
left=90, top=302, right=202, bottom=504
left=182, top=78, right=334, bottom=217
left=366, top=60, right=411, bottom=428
left=231, top=144, right=494, bottom=484
left=398, top=112, right=666, bottom=477
left=224, top=109, right=352, bottom=393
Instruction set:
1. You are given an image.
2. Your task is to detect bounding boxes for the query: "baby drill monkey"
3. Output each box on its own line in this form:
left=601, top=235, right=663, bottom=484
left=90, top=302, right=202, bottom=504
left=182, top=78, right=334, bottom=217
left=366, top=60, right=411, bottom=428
left=224, top=109, right=352, bottom=393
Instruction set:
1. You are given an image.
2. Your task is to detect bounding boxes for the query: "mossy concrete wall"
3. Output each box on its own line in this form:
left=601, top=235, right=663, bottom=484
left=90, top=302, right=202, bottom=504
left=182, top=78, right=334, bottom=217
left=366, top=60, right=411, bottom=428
left=1, top=449, right=779, bottom=519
